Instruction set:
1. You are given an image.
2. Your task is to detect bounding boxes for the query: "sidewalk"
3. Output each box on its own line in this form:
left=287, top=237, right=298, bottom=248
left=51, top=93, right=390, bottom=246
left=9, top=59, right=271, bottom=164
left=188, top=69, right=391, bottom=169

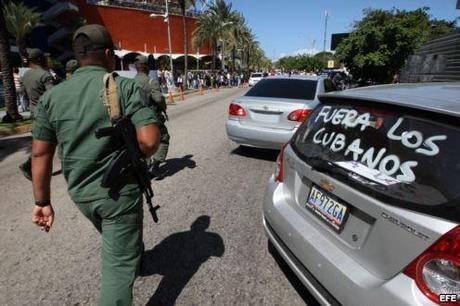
left=0, top=87, right=243, bottom=138
left=0, top=110, right=32, bottom=138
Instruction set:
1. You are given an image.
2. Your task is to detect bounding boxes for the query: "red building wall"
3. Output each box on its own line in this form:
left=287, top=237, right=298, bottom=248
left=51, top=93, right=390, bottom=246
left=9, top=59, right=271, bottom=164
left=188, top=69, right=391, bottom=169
left=76, top=1, right=211, bottom=55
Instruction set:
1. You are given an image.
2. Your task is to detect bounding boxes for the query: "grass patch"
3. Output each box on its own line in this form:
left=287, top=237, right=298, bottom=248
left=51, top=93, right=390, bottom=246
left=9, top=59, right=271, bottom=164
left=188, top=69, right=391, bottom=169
left=0, top=118, right=32, bottom=130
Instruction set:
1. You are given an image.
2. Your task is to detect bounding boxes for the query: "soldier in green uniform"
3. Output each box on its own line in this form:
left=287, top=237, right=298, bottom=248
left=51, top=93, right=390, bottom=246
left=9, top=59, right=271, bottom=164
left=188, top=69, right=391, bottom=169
left=19, top=48, right=55, bottom=180
left=133, top=55, right=170, bottom=179
left=30, top=25, right=161, bottom=306
left=65, top=59, right=79, bottom=79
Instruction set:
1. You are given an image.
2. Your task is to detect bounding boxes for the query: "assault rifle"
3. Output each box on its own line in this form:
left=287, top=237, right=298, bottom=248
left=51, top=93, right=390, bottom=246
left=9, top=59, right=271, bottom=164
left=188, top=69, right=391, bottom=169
left=95, top=115, right=160, bottom=222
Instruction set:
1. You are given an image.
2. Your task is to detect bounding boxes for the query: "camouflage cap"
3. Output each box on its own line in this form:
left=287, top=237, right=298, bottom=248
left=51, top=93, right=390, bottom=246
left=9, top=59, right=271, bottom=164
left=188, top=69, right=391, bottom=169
left=27, top=48, right=44, bottom=60
left=65, top=59, right=79, bottom=72
left=72, top=24, right=115, bottom=54
left=134, top=55, right=148, bottom=65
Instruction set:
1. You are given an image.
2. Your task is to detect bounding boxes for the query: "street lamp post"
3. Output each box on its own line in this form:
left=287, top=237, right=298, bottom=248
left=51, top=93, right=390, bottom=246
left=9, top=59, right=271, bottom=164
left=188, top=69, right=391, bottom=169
left=218, top=21, right=233, bottom=71
left=220, top=39, right=225, bottom=71
left=323, top=10, right=329, bottom=66
left=150, top=0, right=174, bottom=88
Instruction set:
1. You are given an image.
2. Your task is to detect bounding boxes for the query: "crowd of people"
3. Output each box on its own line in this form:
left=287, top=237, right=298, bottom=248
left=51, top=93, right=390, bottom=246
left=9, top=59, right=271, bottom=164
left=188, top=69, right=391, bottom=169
left=157, top=70, right=252, bottom=92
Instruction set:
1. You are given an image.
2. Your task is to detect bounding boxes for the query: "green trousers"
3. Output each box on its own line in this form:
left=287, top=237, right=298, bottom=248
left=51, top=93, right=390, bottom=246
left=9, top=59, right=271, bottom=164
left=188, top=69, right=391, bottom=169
left=152, top=122, right=169, bottom=164
left=75, top=193, right=144, bottom=306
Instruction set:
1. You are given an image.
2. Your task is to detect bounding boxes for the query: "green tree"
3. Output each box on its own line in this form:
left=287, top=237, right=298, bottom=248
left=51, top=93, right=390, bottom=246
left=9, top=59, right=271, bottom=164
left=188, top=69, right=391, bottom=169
left=335, top=7, right=456, bottom=83
left=314, top=51, right=336, bottom=68
left=0, top=2, right=22, bottom=122
left=247, top=42, right=271, bottom=71
left=238, top=27, right=256, bottom=70
left=275, top=54, right=322, bottom=72
left=225, top=12, right=247, bottom=70
left=3, top=1, right=40, bottom=65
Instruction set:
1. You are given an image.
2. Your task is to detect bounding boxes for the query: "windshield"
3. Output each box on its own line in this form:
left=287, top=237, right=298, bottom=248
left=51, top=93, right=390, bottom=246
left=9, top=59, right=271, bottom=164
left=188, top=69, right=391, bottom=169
left=292, top=102, right=460, bottom=221
left=246, top=79, right=317, bottom=100
left=251, top=73, right=262, bottom=78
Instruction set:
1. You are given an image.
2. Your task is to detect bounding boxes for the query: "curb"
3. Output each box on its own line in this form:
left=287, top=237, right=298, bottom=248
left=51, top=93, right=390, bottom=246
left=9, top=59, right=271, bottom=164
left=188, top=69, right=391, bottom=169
left=164, top=89, right=201, bottom=104
left=0, top=88, right=229, bottom=136
left=0, top=124, right=32, bottom=138
left=164, top=89, right=198, bottom=97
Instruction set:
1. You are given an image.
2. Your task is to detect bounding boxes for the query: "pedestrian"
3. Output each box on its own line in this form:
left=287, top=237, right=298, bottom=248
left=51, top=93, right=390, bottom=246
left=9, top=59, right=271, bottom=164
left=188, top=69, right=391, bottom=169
left=65, top=59, right=79, bottom=79
left=177, top=74, right=183, bottom=90
left=392, top=71, right=400, bottom=84
left=45, top=54, right=63, bottom=84
left=30, top=24, right=161, bottom=306
left=13, top=67, right=28, bottom=112
left=134, top=55, right=170, bottom=179
left=19, top=48, right=55, bottom=180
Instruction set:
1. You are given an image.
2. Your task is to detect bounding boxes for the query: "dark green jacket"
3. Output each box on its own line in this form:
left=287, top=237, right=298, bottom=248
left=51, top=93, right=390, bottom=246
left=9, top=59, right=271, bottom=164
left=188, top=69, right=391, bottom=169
left=134, top=72, right=167, bottom=120
left=22, top=66, right=54, bottom=114
left=32, top=66, right=160, bottom=202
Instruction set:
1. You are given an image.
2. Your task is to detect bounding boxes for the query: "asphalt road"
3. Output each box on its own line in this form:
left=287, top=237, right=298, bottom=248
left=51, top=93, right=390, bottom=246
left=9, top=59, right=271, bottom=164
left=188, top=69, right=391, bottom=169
left=0, top=88, right=313, bottom=305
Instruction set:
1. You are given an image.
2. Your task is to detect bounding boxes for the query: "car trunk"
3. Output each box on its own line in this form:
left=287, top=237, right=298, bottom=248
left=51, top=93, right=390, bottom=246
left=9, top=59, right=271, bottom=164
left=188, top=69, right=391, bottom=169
left=235, top=96, right=311, bottom=130
left=285, top=99, right=460, bottom=280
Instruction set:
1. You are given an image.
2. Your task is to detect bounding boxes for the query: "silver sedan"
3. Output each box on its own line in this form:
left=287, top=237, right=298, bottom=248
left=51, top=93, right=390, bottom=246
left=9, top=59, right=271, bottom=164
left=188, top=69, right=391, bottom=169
left=226, top=76, right=337, bottom=150
left=264, top=83, right=460, bottom=305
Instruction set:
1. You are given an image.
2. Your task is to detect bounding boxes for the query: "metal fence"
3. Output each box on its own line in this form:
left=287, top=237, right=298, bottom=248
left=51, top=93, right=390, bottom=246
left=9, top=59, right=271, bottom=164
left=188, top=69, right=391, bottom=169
left=86, top=0, right=202, bottom=17
left=400, top=29, right=460, bottom=83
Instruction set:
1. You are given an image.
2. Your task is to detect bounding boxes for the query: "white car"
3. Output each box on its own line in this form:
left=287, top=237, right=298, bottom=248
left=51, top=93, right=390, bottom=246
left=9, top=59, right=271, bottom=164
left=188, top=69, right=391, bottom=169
left=248, top=73, right=263, bottom=86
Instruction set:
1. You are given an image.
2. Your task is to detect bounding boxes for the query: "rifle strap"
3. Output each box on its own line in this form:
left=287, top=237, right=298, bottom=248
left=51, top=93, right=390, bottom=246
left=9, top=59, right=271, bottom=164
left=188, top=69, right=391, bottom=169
left=102, top=72, right=120, bottom=122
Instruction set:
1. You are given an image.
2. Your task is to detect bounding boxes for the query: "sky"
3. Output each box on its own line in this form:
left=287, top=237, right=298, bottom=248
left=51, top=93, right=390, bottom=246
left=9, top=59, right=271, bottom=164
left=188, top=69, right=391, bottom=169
left=225, top=0, right=460, bottom=60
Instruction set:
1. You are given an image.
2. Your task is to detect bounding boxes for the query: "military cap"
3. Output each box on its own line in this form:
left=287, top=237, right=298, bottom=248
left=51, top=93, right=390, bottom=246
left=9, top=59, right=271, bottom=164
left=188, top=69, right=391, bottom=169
left=72, top=24, right=115, bottom=53
left=134, top=55, right=148, bottom=65
left=65, top=59, right=79, bottom=72
left=27, top=48, right=44, bottom=60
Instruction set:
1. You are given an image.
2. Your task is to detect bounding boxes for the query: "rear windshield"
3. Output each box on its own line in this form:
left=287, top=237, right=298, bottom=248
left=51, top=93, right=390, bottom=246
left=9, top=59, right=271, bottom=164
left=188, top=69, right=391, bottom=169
left=246, top=79, right=317, bottom=100
left=292, top=101, right=460, bottom=221
left=251, top=73, right=262, bottom=78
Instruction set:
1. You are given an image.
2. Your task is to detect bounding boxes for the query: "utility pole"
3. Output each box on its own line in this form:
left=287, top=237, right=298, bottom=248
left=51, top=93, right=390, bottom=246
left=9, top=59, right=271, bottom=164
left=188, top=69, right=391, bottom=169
left=323, top=10, right=329, bottom=66
left=165, top=0, right=174, bottom=77
left=150, top=0, right=174, bottom=89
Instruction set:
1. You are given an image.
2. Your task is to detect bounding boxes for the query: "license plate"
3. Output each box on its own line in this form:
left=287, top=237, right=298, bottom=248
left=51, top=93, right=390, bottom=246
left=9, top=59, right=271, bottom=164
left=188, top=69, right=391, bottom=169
left=305, top=185, right=349, bottom=233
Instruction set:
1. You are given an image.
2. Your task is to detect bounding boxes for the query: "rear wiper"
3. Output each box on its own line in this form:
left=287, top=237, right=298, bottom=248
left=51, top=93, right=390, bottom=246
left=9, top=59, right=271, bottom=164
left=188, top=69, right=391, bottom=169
left=307, top=157, right=383, bottom=187
left=307, top=157, right=352, bottom=180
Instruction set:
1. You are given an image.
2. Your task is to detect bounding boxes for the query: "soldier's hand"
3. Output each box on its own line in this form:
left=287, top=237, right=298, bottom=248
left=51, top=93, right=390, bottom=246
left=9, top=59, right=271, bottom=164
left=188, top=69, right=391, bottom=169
left=32, top=205, right=54, bottom=232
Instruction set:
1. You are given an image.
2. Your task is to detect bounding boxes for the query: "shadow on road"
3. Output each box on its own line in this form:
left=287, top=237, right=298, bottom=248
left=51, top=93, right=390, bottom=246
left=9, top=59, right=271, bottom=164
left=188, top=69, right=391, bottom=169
left=0, top=135, right=32, bottom=163
left=268, top=241, right=320, bottom=305
left=157, top=154, right=196, bottom=179
left=231, top=146, right=279, bottom=162
left=141, top=216, right=225, bottom=306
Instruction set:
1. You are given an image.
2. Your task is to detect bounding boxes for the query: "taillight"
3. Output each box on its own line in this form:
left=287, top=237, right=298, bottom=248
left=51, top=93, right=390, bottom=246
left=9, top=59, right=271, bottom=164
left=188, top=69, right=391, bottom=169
left=288, top=109, right=312, bottom=122
left=403, top=226, right=460, bottom=305
left=274, top=144, right=288, bottom=182
left=229, top=103, right=246, bottom=117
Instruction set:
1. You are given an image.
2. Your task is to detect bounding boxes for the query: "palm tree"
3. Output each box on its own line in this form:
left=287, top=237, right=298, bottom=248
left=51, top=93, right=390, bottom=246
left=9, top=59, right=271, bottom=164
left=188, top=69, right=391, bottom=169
left=232, top=26, right=258, bottom=71
left=193, top=12, right=219, bottom=70
left=193, top=0, right=239, bottom=71
left=3, top=1, right=41, bottom=65
left=209, top=0, right=239, bottom=70
left=0, top=2, right=22, bottom=122
left=226, top=12, right=246, bottom=71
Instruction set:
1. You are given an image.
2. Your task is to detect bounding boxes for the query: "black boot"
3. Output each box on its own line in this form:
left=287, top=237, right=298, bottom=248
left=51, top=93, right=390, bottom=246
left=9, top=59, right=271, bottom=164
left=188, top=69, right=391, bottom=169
left=19, top=157, right=32, bottom=181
